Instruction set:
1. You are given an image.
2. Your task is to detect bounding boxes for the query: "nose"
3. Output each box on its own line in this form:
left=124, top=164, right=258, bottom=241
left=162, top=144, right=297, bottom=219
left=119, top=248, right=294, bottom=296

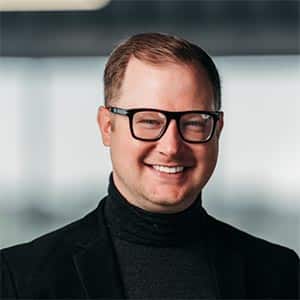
left=155, top=120, right=184, bottom=156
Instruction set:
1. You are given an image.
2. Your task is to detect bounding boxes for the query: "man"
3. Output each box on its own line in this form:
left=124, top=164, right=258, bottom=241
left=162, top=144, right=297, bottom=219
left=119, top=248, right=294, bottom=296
left=1, top=33, right=299, bottom=299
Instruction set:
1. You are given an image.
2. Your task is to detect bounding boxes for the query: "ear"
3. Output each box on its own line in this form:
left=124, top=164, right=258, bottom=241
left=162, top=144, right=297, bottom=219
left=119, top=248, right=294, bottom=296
left=216, top=111, right=224, bottom=139
left=97, top=106, right=112, bottom=147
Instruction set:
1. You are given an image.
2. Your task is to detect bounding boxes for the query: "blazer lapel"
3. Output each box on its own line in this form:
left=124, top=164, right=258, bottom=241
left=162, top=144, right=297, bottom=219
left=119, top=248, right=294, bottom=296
left=203, top=213, right=246, bottom=299
left=73, top=202, right=125, bottom=299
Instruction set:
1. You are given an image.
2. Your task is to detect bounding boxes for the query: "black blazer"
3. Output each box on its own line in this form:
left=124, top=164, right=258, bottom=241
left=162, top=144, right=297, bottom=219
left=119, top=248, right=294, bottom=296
left=1, top=198, right=299, bottom=299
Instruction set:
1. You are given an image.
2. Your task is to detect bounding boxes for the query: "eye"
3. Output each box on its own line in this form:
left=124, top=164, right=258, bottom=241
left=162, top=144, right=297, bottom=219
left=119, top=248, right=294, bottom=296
left=183, top=121, right=205, bottom=132
left=136, top=118, right=164, bottom=129
left=134, top=111, right=166, bottom=129
left=139, top=119, right=160, bottom=125
left=181, top=114, right=212, bottom=132
left=184, top=120, right=204, bottom=127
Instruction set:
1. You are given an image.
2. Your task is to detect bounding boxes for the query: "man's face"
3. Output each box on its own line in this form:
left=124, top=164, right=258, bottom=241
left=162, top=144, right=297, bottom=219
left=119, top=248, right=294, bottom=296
left=98, top=58, right=223, bottom=213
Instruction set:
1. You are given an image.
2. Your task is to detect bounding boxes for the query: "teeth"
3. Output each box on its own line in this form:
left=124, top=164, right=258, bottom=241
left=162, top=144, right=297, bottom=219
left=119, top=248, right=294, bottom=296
left=152, top=165, right=184, bottom=174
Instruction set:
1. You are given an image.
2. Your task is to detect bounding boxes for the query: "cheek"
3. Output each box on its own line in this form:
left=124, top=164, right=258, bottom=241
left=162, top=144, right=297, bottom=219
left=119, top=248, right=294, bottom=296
left=194, top=142, right=219, bottom=173
left=110, top=134, right=150, bottom=169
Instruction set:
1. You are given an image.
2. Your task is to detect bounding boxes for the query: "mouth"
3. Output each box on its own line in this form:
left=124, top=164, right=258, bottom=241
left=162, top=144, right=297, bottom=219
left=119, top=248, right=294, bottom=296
left=144, top=162, right=192, bottom=178
left=144, top=162, right=192, bottom=184
left=151, top=165, right=185, bottom=174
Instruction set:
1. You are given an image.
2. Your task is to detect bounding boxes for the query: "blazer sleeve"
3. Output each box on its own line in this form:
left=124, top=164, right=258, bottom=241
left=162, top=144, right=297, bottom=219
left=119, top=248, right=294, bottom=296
left=0, top=251, right=18, bottom=298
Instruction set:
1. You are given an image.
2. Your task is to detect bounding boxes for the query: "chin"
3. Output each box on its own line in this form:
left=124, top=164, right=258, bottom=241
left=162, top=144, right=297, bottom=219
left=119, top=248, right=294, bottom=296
left=151, top=198, right=194, bottom=213
left=145, top=187, right=196, bottom=212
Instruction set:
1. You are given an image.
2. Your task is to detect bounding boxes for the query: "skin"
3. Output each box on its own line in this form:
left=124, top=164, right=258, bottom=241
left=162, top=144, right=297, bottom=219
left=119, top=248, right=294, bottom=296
left=98, top=57, right=223, bottom=213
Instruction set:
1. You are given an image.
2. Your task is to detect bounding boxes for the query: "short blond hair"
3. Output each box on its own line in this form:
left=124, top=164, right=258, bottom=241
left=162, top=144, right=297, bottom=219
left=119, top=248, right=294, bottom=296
left=104, top=32, right=221, bottom=110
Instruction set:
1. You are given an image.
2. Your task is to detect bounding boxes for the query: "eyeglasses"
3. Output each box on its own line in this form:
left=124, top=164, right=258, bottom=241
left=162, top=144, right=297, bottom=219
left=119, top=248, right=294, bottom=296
left=108, top=106, right=222, bottom=144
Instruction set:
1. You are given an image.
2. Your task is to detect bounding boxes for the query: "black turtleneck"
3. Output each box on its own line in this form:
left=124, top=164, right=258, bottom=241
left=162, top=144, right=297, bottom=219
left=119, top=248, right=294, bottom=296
left=104, top=175, right=217, bottom=299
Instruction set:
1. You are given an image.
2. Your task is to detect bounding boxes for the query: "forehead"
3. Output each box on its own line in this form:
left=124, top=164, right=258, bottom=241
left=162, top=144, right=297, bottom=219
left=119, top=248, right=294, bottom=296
left=118, top=57, right=214, bottom=111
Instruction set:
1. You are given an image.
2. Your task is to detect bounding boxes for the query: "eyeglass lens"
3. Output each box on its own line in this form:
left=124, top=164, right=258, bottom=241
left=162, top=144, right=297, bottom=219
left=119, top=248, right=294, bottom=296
left=132, top=111, right=214, bottom=142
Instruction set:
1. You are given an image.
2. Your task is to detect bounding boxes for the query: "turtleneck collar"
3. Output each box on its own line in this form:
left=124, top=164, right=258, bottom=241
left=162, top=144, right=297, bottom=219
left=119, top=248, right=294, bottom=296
left=104, top=174, right=206, bottom=247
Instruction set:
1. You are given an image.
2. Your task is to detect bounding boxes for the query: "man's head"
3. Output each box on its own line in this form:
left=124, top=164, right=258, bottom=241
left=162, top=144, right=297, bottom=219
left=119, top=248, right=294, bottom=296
left=98, top=32, right=223, bottom=213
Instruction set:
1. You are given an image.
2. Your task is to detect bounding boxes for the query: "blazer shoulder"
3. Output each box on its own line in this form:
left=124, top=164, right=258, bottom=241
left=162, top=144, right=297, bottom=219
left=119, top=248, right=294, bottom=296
left=204, top=213, right=299, bottom=298
left=1, top=199, right=106, bottom=278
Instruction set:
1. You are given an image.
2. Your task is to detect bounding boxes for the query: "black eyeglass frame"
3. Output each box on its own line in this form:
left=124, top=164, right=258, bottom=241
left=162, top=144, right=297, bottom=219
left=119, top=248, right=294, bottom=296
left=107, top=106, right=222, bottom=144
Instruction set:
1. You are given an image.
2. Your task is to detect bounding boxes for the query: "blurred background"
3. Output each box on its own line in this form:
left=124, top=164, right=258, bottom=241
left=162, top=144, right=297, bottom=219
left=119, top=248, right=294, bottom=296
left=0, top=0, right=299, bottom=255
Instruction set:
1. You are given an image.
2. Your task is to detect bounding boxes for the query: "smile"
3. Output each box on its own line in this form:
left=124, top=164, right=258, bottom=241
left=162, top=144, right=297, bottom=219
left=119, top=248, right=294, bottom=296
left=152, top=165, right=185, bottom=174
